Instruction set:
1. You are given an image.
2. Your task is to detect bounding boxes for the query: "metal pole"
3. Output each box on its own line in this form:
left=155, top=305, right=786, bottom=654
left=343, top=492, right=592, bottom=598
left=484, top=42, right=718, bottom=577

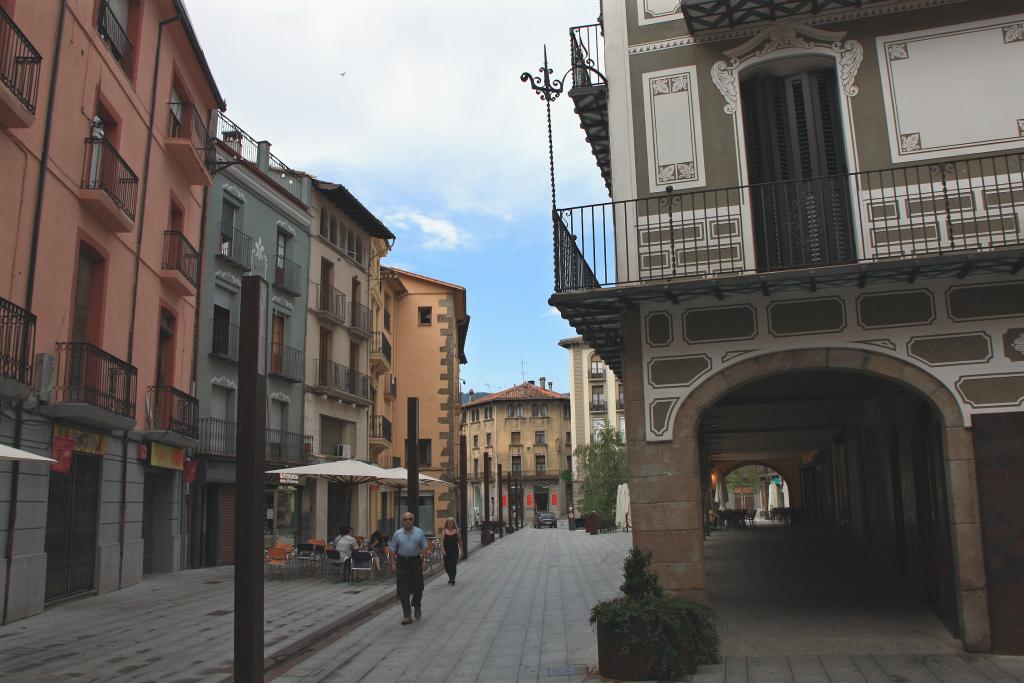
left=235, top=275, right=267, bottom=681
left=459, top=434, right=468, bottom=559
left=406, top=397, right=419, bottom=520
left=497, top=464, right=504, bottom=539
left=482, top=454, right=491, bottom=546
left=507, top=472, right=514, bottom=533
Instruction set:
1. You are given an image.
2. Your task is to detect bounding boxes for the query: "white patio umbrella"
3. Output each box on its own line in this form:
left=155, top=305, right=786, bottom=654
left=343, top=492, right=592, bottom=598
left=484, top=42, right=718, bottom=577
left=0, top=444, right=56, bottom=463
left=265, top=459, right=390, bottom=485
left=378, top=467, right=455, bottom=531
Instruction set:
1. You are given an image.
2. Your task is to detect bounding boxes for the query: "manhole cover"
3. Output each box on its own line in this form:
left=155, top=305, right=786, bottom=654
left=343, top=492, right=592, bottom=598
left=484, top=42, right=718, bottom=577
left=206, top=609, right=232, bottom=616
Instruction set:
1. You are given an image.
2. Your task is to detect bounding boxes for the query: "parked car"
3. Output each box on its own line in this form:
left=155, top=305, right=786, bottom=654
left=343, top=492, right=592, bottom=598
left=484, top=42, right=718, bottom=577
left=533, top=511, right=557, bottom=528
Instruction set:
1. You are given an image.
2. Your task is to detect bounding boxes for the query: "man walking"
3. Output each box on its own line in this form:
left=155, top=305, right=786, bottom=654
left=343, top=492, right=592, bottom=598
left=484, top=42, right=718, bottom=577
left=388, top=512, right=429, bottom=625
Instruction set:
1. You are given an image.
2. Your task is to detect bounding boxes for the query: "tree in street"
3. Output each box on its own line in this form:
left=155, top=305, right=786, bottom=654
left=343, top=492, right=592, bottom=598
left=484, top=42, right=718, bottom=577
left=577, top=424, right=628, bottom=525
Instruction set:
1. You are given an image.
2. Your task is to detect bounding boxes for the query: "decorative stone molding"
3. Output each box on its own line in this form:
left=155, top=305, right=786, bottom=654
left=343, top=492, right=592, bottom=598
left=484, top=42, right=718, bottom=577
left=275, top=219, right=295, bottom=236
left=210, top=376, right=238, bottom=389
left=270, top=392, right=290, bottom=403
left=215, top=270, right=241, bottom=288
left=271, top=295, right=293, bottom=311
left=222, top=183, right=245, bottom=202
left=711, top=21, right=863, bottom=114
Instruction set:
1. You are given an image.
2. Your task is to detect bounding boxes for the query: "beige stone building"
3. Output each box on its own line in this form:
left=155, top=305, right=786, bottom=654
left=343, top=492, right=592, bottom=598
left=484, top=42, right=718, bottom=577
left=462, top=381, right=572, bottom=521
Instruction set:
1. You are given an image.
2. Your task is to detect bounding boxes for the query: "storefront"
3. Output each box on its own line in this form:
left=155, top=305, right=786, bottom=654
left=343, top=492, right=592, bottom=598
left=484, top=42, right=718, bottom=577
left=264, top=473, right=309, bottom=547
left=141, top=442, right=183, bottom=574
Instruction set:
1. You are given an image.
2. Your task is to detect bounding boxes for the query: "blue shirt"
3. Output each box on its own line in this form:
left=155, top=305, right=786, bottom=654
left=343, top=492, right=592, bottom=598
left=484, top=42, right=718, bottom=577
left=388, top=526, right=428, bottom=558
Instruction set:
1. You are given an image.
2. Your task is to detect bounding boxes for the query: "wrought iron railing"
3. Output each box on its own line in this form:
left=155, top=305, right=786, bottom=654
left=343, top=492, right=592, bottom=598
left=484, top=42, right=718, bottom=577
left=0, top=296, right=34, bottom=387
left=213, top=111, right=304, bottom=202
left=209, top=318, right=238, bottom=363
left=52, top=341, right=137, bottom=418
left=679, top=0, right=887, bottom=34
left=590, top=400, right=607, bottom=412
left=97, top=0, right=133, bottom=74
left=81, top=137, right=139, bottom=221
left=510, top=469, right=560, bottom=480
left=0, top=6, right=41, bottom=114
left=313, top=358, right=371, bottom=400
left=349, top=301, right=371, bottom=335
left=198, top=417, right=235, bottom=456
left=315, top=283, right=346, bottom=322
left=167, top=101, right=213, bottom=164
left=371, top=415, right=392, bottom=443
left=588, top=368, right=605, bottom=380
left=215, top=223, right=254, bottom=271
left=554, top=152, right=1024, bottom=292
left=274, top=255, right=302, bottom=295
left=266, top=428, right=314, bottom=465
left=269, top=341, right=303, bottom=382
left=162, top=231, right=199, bottom=288
left=371, top=332, right=392, bottom=364
left=569, top=23, right=605, bottom=89
left=147, top=385, right=198, bottom=438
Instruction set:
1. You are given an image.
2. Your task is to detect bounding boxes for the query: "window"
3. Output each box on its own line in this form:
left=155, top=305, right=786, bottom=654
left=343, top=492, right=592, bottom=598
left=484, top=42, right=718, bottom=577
left=329, top=216, right=338, bottom=245
left=540, top=405, right=549, bottom=417
left=270, top=313, right=285, bottom=375
left=473, top=458, right=479, bottom=476
left=591, top=387, right=605, bottom=407
left=155, top=308, right=175, bottom=387
left=534, top=431, right=545, bottom=445
left=510, top=431, right=521, bottom=446
left=618, top=415, right=626, bottom=439
left=356, top=237, right=364, bottom=265
left=418, top=439, right=432, bottom=467
left=472, top=435, right=479, bottom=449
left=592, top=417, right=606, bottom=436
left=72, top=244, right=105, bottom=344
left=535, top=455, right=547, bottom=473
left=563, top=404, right=571, bottom=419
left=98, top=0, right=137, bottom=77
left=219, top=200, right=238, bottom=256
left=486, top=432, right=492, bottom=447
left=506, top=405, right=513, bottom=418
left=319, top=211, right=328, bottom=238
left=472, top=409, right=479, bottom=422
left=617, top=387, right=624, bottom=408
left=515, top=404, right=524, bottom=418
left=511, top=455, right=522, bottom=472
left=346, top=230, right=355, bottom=259
left=531, top=404, right=539, bottom=417
left=460, top=411, right=466, bottom=424
left=566, top=432, right=572, bottom=447
left=484, top=406, right=493, bottom=420
left=211, top=288, right=233, bottom=358
left=418, top=307, right=432, bottom=325
left=590, top=358, right=604, bottom=377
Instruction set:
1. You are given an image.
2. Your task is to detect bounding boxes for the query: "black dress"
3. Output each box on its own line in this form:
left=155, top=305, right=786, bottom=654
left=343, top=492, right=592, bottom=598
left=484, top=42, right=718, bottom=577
left=442, top=532, right=460, bottom=582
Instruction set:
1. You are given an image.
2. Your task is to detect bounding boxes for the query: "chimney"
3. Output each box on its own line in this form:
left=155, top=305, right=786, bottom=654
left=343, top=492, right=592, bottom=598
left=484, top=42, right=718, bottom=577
left=548, top=381, right=553, bottom=390
left=527, top=380, right=535, bottom=385
left=539, top=376, right=546, bottom=389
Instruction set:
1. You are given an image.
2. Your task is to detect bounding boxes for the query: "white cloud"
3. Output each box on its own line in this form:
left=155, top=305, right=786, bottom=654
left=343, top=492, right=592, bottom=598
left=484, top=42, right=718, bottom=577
left=386, top=211, right=472, bottom=251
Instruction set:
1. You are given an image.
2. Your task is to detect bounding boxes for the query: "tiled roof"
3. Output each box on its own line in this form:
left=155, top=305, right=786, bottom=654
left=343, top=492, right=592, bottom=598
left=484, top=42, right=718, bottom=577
left=463, top=382, right=568, bottom=406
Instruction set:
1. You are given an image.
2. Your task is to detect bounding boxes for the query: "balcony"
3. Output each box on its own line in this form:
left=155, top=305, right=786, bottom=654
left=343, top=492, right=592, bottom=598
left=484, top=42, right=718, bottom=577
left=568, top=23, right=610, bottom=193
left=370, top=415, right=392, bottom=452
left=590, top=400, right=607, bottom=413
left=0, top=6, right=41, bottom=128
left=588, top=368, right=605, bottom=380
left=314, top=284, right=346, bottom=326
left=679, top=0, right=887, bottom=35
left=348, top=301, right=371, bottom=337
left=370, top=332, right=392, bottom=372
left=213, top=112, right=306, bottom=204
left=269, top=341, right=303, bottom=383
left=164, top=102, right=213, bottom=186
left=215, top=224, right=254, bottom=271
left=198, top=417, right=236, bottom=457
left=383, top=373, right=397, bottom=400
left=267, top=429, right=314, bottom=466
left=97, top=0, right=132, bottom=75
left=0, top=296, right=34, bottom=400
left=42, top=341, right=137, bottom=430
left=552, top=153, right=1024, bottom=374
left=209, top=318, right=238, bottom=363
left=161, top=231, right=199, bottom=295
left=273, top=255, right=303, bottom=296
left=510, top=469, right=561, bottom=481
left=312, top=358, right=371, bottom=405
left=145, top=385, right=199, bottom=448
left=80, top=137, right=138, bottom=233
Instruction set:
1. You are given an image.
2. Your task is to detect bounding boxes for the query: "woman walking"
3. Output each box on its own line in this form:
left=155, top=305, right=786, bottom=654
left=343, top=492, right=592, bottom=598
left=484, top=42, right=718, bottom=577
left=440, top=517, right=461, bottom=585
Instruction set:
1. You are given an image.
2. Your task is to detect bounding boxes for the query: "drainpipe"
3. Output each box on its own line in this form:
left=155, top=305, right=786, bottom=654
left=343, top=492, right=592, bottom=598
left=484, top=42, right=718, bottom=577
left=3, top=0, right=69, bottom=626
left=118, top=7, right=182, bottom=588
left=187, top=183, right=209, bottom=569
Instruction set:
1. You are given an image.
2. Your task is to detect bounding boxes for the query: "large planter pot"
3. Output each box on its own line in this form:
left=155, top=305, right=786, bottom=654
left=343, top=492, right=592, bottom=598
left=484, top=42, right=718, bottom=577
left=596, top=622, right=697, bottom=680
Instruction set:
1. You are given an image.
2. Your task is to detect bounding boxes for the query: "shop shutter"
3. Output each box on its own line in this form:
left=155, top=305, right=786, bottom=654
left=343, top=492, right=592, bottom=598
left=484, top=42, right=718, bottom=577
left=218, top=485, right=236, bottom=565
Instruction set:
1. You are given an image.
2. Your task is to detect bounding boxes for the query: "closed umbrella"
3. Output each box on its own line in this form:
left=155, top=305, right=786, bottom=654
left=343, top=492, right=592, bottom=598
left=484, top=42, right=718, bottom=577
left=0, top=444, right=56, bottom=463
left=614, top=484, right=627, bottom=529
left=620, top=483, right=631, bottom=530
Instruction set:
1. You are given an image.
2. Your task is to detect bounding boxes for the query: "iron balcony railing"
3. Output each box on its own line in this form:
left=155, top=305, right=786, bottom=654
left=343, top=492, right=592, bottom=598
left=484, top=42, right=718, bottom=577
left=0, top=6, right=41, bottom=115
left=0, top=296, right=34, bottom=387
left=266, top=428, right=313, bottom=465
left=680, top=0, right=887, bottom=34
left=554, top=152, right=1024, bottom=292
left=590, top=400, right=607, bottom=413
left=147, top=385, right=198, bottom=439
left=52, top=341, right=137, bottom=419
left=315, top=283, right=346, bottom=322
left=198, top=417, right=235, bottom=456
left=588, top=367, right=605, bottom=380
left=274, top=255, right=302, bottom=295
left=97, top=0, right=132, bottom=74
left=167, top=101, right=213, bottom=164
left=371, top=332, right=392, bottom=364
left=349, top=301, right=371, bottom=335
left=213, top=111, right=304, bottom=203
left=371, top=415, right=392, bottom=443
left=569, top=23, right=606, bottom=89
left=210, top=318, right=238, bottom=362
left=314, top=358, right=371, bottom=401
left=510, top=469, right=560, bottom=480
left=216, top=223, right=254, bottom=271
left=81, top=137, right=139, bottom=221
left=162, top=230, right=199, bottom=288
left=269, top=341, right=303, bottom=382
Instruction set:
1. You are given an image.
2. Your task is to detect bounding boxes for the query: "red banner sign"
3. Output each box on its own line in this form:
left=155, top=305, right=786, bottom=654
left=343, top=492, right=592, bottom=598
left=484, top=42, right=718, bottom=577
left=526, top=494, right=533, bottom=507
left=551, top=493, right=558, bottom=506
left=501, top=495, right=507, bottom=506
left=51, top=437, right=74, bottom=473
left=184, top=460, right=197, bottom=484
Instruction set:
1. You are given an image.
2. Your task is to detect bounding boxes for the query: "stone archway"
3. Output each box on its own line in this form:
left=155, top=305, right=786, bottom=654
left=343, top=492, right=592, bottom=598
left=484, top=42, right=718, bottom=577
left=628, top=346, right=991, bottom=651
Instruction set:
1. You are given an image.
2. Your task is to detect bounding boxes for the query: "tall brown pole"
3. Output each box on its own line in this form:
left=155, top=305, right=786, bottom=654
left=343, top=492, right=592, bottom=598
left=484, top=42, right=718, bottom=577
left=507, top=472, right=514, bottom=533
left=459, top=434, right=468, bottom=558
left=482, top=453, right=491, bottom=546
left=406, top=397, right=419, bottom=521
left=497, top=464, right=504, bottom=539
left=235, top=275, right=267, bottom=681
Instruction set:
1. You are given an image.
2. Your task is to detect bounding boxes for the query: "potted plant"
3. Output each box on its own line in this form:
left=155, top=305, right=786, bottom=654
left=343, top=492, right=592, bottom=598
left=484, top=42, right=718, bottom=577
left=590, top=548, right=719, bottom=680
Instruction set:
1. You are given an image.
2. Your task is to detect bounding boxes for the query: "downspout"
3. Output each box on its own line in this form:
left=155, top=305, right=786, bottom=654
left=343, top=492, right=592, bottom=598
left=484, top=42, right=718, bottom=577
left=118, top=7, right=182, bottom=588
left=3, top=0, right=69, bottom=625
left=186, top=183, right=209, bottom=569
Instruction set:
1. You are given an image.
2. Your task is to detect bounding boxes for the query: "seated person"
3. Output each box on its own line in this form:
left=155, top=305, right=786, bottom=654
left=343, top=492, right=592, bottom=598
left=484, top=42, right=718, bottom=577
left=332, top=526, right=358, bottom=577
left=367, top=530, right=386, bottom=571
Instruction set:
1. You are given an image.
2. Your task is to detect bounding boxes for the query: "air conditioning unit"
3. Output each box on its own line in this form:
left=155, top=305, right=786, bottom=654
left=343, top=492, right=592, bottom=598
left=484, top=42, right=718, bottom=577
left=34, top=353, right=56, bottom=402
left=335, top=443, right=352, bottom=460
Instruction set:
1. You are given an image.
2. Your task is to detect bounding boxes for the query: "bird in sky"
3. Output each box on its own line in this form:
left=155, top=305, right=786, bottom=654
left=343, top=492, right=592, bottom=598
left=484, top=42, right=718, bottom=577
left=339, top=72, right=347, bottom=77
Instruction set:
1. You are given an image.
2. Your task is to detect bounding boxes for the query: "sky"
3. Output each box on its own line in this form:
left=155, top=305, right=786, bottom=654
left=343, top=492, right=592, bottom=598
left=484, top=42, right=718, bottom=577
left=183, top=0, right=607, bottom=396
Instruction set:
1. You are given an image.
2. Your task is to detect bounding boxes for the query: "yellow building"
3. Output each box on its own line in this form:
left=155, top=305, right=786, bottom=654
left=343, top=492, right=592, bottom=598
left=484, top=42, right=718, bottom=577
left=461, top=381, right=572, bottom=522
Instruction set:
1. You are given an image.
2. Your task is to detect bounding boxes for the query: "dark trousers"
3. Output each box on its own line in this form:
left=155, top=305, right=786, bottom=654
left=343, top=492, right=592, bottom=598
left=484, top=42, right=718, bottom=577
left=443, top=552, right=457, bottom=582
left=395, top=556, right=423, bottom=617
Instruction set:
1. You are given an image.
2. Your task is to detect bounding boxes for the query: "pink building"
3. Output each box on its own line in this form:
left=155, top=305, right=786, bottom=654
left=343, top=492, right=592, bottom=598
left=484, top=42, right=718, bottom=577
left=0, top=0, right=223, bottom=622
